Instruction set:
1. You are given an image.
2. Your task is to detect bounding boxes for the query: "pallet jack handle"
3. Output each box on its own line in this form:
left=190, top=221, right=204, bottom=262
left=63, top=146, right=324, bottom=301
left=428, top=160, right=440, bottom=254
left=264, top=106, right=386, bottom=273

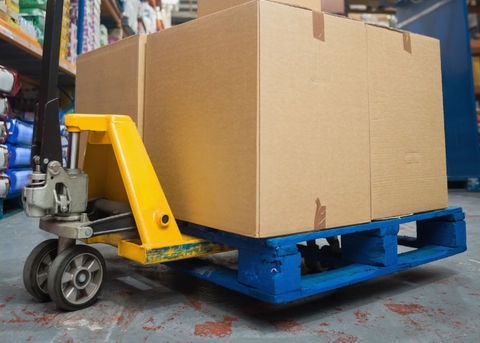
left=30, top=0, right=65, bottom=173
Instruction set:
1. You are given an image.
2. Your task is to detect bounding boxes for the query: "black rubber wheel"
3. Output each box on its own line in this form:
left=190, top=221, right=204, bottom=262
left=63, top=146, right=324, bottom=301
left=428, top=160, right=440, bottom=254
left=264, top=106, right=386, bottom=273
left=47, top=245, right=106, bottom=311
left=23, top=239, right=58, bottom=301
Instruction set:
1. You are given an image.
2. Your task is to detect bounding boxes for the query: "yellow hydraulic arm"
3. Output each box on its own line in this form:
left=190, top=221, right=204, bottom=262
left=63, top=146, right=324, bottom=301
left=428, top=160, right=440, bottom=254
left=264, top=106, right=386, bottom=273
left=66, top=114, right=234, bottom=264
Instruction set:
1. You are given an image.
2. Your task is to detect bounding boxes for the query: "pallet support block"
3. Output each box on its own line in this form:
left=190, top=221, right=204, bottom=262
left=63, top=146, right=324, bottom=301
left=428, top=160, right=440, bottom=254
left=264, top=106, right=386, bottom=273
left=341, top=225, right=399, bottom=267
left=417, top=212, right=466, bottom=248
left=238, top=246, right=301, bottom=294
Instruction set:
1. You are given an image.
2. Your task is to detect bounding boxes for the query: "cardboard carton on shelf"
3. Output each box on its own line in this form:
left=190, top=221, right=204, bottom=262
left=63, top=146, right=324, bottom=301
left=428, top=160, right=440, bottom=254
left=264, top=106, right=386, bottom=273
left=75, top=34, right=147, bottom=168
left=145, top=1, right=372, bottom=238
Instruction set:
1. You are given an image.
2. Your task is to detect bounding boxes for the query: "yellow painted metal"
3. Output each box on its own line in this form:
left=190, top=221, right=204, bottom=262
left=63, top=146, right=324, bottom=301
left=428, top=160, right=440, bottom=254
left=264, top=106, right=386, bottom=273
left=65, top=114, right=235, bottom=264
left=118, top=236, right=235, bottom=265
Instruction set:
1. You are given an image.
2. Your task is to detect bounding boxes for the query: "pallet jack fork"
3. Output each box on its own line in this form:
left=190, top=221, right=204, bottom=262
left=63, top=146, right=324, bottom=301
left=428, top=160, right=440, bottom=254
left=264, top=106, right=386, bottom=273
left=21, top=0, right=232, bottom=311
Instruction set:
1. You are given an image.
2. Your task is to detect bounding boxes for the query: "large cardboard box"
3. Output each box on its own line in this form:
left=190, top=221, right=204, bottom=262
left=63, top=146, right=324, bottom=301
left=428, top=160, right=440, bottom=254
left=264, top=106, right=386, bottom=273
left=75, top=34, right=147, bottom=167
left=145, top=1, right=372, bottom=237
left=197, top=0, right=321, bottom=17
left=367, top=26, right=448, bottom=219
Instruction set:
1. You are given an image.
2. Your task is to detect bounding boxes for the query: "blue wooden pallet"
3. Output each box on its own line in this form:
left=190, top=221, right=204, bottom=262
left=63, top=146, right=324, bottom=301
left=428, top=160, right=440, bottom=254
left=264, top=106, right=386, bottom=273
left=166, top=207, right=467, bottom=304
left=0, top=191, right=23, bottom=220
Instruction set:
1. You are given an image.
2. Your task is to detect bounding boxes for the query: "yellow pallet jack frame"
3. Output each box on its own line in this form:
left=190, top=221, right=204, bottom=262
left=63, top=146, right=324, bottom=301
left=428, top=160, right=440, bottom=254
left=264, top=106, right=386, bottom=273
left=67, top=114, right=234, bottom=264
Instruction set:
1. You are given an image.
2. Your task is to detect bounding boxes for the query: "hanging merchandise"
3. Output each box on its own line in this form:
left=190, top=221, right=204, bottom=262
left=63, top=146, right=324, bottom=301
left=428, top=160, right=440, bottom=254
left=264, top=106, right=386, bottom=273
left=6, top=168, right=30, bottom=193
left=0, top=67, right=21, bottom=97
left=1, top=98, right=11, bottom=119
left=0, top=144, right=9, bottom=171
left=5, top=144, right=30, bottom=168
left=0, top=172, right=10, bottom=198
left=5, top=119, right=33, bottom=146
left=0, top=121, right=7, bottom=144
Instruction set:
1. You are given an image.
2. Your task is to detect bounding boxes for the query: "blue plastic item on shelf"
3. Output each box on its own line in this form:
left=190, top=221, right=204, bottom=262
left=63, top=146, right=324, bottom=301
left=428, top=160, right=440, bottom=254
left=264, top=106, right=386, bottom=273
left=5, top=119, right=33, bottom=146
left=6, top=168, right=31, bottom=193
left=6, top=144, right=31, bottom=168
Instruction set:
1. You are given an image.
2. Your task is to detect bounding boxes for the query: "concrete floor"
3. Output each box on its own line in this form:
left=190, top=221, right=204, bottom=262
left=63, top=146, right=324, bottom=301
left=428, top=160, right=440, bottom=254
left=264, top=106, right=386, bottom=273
left=0, top=192, right=479, bottom=343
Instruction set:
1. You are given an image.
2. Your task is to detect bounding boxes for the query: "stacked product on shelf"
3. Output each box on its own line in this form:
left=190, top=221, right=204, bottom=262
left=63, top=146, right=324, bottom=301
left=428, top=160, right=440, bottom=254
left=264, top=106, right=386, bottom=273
left=2, top=0, right=20, bottom=28
left=68, top=21, right=77, bottom=64
left=0, top=66, right=22, bottom=199
left=0, top=1, right=4, bottom=22
left=18, top=0, right=70, bottom=52
left=60, top=0, right=70, bottom=59
left=3, top=118, right=33, bottom=194
left=123, top=0, right=139, bottom=35
left=59, top=111, right=68, bottom=167
left=100, top=24, right=107, bottom=46
left=71, top=0, right=100, bottom=54
left=18, top=0, right=46, bottom=43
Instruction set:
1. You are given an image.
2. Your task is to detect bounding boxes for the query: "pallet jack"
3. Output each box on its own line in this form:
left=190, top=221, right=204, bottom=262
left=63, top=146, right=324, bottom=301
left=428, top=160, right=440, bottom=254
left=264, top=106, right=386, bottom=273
left=22, top=0, right=467, bottom=312
left=21, top=0, right=233, bottom=311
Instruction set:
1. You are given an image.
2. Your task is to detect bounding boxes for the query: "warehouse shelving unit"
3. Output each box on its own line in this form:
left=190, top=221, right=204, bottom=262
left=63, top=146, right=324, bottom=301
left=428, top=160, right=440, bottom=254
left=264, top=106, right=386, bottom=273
left=0, top=18, right=76, bottom=86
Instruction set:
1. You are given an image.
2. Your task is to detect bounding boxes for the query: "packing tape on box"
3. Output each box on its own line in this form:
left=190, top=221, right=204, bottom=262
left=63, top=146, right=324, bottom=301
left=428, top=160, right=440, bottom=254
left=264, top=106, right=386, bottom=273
left=403, top=31, right=412, bottom=54
left=314, top=198, right=326, bottom=231
left=312, top=11, right=325, bottom=42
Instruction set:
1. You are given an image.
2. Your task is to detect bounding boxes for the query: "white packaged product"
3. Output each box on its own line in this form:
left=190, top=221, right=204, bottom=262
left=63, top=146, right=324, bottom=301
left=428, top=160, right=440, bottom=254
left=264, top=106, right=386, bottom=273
left=0, top=172, right=10, bottom=198
left=0, top=70, right=14, bottom=95
left=0, top=144, right=8, bottom=171
left=1, top=97, right=11, bottom=119
left=0, top=66, right=20, bottom=97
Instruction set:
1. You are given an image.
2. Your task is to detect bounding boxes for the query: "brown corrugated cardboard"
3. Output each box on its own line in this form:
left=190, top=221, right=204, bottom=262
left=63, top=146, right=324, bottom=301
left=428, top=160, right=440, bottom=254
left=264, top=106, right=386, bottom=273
left=197, top=0, right=321, bottom=17
left=367, top=24, right=448, bottom=219
left=145, top=1, right=371, bottom=237
left=75, top=34, right=147, bottom=167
